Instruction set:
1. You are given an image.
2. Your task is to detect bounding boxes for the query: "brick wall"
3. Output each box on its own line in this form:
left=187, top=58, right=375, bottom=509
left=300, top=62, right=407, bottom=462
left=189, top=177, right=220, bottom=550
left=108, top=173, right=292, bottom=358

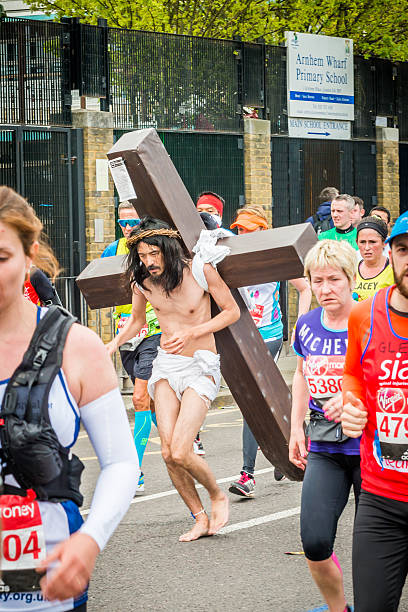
left=376, top=127, right=400, bottom=222
left=243, top=119, right=272, bottom=224
left=72, top=110, right=115, bottom=343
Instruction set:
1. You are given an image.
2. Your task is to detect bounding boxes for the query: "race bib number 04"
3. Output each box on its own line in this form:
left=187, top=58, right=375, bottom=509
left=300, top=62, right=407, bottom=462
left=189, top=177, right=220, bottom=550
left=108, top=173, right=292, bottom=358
left=0, top=491, right=46, bottom=592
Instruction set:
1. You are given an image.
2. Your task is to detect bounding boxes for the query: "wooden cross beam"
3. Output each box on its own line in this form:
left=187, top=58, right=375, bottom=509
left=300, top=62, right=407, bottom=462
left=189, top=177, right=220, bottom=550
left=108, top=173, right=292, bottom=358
left=76, top=128, right=317, bottom=481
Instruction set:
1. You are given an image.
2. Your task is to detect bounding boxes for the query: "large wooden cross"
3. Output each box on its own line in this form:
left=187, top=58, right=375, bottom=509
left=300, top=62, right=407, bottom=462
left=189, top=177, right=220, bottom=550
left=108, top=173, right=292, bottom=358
left=76, top=129, right=316, bottom=481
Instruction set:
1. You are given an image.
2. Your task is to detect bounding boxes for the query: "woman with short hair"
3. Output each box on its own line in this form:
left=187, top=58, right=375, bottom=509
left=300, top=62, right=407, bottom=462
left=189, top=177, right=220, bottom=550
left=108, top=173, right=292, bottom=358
left=290, top=239, right=359, bottom=612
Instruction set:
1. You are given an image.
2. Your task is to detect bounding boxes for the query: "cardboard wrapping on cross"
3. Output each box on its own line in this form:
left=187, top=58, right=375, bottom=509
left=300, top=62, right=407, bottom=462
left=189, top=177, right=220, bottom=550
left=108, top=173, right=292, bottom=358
left=76, top=128, right=316, bottom=480
left=76, top=225, right=315, bottom=309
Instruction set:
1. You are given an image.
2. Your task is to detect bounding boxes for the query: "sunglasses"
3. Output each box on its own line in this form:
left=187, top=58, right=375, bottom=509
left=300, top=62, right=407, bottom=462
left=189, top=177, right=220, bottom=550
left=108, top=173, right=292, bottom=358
left=117, top=218, right=141, bottom=228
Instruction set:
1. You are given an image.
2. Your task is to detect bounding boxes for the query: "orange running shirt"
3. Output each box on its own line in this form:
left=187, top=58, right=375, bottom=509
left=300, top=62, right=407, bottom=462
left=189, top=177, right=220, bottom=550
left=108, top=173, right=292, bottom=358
left=343, top=286, right=408, bottom=502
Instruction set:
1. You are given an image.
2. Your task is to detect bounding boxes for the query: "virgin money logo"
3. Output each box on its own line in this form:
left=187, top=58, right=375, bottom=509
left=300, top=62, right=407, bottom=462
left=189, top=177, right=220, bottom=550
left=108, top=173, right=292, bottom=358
left=306, top=356, right=329, bottom=376
left=377, top=388, right=406, bottom=414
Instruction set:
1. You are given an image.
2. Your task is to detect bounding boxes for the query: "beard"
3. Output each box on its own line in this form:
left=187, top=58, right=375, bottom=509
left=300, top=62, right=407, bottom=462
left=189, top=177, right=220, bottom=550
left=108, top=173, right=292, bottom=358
left=147, top=268, right=164, bottom=285
left=394, top=267, right=408, bottom=299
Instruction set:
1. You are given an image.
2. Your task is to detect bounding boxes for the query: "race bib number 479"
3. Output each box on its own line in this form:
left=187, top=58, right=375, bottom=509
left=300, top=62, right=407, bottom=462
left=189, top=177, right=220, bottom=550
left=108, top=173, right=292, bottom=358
left=0, top=491, right=46, bottom=592
left=376, top=388, right=408, bottom=460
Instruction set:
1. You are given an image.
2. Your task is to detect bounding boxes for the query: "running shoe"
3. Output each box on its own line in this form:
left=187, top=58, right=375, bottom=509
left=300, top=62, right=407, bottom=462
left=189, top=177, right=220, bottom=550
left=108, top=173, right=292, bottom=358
left=229, top=471, right=255, bottom=497
left=134, top=472, right=144, bottom=494
left=274, top=467, right=286, bottom=482
left=193, top=437, right=205, bottom=456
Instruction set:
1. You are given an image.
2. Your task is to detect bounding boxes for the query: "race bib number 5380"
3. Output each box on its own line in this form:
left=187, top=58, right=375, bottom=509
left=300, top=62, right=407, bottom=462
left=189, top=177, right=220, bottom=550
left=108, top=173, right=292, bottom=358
left=304, top=355, right=345, bottom=399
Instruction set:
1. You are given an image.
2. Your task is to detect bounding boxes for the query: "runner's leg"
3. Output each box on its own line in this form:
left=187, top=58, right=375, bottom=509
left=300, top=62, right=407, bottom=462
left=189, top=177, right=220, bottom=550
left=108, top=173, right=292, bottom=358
left=154, top=379, right=209, bottom=539
left=242, top=419, right=258, bottom=475
left=353, top=490, right=408, bottom=612
left=171, top=387, right=228, bottom=537
left=301, top=452, right=354, bottom=612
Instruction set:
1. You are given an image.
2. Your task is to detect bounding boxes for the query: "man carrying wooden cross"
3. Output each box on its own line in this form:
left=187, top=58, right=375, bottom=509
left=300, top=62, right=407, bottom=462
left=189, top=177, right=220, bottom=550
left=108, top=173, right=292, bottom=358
left=106, top=216, right=240, bottom=542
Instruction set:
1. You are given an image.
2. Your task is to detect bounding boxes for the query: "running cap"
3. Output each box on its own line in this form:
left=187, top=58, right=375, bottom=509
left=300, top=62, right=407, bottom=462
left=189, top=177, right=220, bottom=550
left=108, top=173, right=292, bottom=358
left=230, top=210, right=268, bottom=232
left=196, top=193, right=224, bottom=217
left=385, top=211, right=408, bottom=244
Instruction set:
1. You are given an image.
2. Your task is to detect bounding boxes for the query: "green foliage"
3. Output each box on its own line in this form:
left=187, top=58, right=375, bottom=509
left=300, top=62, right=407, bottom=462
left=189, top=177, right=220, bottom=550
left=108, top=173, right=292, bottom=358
left=25, top=0, right=408, bottom=60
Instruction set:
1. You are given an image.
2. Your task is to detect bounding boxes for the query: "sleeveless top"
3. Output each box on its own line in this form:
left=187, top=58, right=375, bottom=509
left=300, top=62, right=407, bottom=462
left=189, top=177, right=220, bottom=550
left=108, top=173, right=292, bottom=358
left=353, top=259, right=394, bottom=302
left=294, top=307, right=360, bottom=455
left=360, top=286, right=408, bottom=502
left=244, top=282, right=283, bottom=340
left=0, top=309, right=86, bottom=611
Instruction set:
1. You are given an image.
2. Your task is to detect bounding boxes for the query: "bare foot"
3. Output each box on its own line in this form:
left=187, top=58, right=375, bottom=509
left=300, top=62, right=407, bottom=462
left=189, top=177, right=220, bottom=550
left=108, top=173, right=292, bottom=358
left=208, top=492, right=229, bottom=535
left=179, top=515, right=209, bottom=542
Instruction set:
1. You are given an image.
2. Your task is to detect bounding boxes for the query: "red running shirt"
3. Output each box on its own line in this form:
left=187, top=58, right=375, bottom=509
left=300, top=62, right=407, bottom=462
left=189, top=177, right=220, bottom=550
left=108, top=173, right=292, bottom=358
left=343, top=286, right=408, bottom=502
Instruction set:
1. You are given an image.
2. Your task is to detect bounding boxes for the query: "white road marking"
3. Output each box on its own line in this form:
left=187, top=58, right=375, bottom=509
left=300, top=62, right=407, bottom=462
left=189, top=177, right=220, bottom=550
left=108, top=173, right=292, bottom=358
left=217, top=506, right=301, bottom=535
left=80, top=467, right=275, bottom=516
left=76, top=406, right=240, bottom=443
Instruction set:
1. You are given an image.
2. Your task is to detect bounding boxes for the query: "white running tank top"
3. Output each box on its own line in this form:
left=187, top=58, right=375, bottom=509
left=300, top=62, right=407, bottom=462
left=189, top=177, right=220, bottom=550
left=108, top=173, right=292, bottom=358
left=0, top=308, right=85, bottom=611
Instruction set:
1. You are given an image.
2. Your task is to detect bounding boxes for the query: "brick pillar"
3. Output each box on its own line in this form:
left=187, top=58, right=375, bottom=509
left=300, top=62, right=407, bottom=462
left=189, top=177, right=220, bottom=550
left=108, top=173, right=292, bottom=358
left=376, top=127, right=400, bottom=221
left=72, top=109, right=115, bottom=343
left=243, top=118, right=272, bottom=224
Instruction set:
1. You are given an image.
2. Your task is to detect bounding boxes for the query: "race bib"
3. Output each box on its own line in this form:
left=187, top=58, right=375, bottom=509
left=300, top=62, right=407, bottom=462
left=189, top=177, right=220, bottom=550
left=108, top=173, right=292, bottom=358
left=304, top=355, right=344, bottom=401
left=0, top=490, right=46, bottom=592
left=249, top=304, right=264, bottom=327
left=116, top=314, right=131, bottom=334
left=376, top=388, right=408, bottom=461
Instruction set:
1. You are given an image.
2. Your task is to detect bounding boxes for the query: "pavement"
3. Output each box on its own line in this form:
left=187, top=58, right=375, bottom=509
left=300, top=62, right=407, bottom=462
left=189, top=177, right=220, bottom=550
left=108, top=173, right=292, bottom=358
left=73, top=350, right=408, bottom=611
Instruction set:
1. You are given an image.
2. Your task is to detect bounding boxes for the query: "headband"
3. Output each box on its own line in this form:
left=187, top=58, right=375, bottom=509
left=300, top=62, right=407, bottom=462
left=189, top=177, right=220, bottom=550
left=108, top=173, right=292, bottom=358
left=196, top=194, right=223, bottom=216
left=127, top=228, right=180, bottom=247
left=356, top=220, right=387, bottom=241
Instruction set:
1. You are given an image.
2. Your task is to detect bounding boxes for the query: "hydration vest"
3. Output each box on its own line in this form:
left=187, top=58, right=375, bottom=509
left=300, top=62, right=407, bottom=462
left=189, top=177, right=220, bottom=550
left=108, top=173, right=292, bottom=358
left=0, top=306, right=84, bottom=506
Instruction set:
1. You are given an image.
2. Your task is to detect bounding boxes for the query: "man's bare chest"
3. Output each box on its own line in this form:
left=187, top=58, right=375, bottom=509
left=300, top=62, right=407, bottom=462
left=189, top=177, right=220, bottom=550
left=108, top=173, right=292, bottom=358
left=144, top=281, right=206, bottom=316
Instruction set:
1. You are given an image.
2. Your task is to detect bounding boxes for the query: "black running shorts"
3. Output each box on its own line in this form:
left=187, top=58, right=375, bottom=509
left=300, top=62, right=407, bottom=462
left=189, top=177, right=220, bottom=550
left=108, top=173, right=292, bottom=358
left=120, top=334, right=161, bottom=382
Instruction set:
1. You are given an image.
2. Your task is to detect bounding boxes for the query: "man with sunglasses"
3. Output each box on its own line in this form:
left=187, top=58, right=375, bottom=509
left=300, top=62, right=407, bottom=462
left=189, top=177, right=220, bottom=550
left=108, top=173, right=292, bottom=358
left=102, top=201, right=161, bottom=494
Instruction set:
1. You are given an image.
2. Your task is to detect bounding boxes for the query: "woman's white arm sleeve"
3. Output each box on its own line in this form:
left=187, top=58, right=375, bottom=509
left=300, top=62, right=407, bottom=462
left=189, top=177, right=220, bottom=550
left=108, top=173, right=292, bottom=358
left=78, top=387, right=139, bottom=551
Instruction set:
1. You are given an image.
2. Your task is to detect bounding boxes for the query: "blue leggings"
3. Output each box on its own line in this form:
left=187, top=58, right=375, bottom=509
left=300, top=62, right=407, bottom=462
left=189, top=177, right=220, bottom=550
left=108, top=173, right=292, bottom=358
left=242, top=336, right=283, bottom=475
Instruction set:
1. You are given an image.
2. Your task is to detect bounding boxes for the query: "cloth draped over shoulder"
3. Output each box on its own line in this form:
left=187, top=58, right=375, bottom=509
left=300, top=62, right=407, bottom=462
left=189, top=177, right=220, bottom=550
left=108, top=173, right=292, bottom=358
left=192, top=228, right=231, bottom=291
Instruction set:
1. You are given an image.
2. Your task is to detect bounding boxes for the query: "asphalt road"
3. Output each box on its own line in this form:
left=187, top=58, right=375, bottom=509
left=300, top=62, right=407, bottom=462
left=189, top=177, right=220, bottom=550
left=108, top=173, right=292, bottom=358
left=74, top=403, right=408, bottom=612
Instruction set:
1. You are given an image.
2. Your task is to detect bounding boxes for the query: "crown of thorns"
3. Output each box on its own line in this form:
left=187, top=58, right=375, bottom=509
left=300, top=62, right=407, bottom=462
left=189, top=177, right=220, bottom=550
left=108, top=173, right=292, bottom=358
left=127, top=228, right=181, bottom=247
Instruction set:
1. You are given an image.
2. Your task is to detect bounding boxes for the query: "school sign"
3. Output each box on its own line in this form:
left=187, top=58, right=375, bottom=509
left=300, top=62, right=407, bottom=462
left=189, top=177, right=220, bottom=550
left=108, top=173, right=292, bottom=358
left=285, top=32, right=354, bottom=129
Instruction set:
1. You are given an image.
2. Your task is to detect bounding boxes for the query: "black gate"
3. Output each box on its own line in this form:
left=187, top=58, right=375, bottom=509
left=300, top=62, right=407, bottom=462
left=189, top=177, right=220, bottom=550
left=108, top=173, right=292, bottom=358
left=0, top=126, right=85, bottom=316
left=399, top=144, right=408, bottom=215
left=271, top=137, right=378, bottom=228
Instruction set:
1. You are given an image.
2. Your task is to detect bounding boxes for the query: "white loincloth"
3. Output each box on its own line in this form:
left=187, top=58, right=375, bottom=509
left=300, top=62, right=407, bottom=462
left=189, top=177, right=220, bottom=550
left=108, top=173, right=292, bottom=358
left=148, top=347, right=221, bottom=404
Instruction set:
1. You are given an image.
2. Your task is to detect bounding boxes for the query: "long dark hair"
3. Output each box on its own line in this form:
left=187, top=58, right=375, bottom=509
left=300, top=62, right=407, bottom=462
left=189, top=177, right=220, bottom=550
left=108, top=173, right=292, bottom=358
left=126, top=217, right=190, bottom=296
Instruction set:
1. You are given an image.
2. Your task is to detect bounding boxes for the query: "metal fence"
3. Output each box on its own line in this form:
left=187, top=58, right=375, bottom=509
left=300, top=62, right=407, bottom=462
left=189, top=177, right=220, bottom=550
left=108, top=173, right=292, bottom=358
left=0, top=18, right=71, bottom=125
left=2, top=16, right=408, bottom=139
left=0, top=125, right=85, bottom=317
left=109, top=29, right=242, bottom=132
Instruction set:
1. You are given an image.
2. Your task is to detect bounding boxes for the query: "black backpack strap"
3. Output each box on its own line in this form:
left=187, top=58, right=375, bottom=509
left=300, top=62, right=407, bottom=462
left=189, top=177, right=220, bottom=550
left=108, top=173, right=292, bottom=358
left=1, top=306, right=77, bottom=424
